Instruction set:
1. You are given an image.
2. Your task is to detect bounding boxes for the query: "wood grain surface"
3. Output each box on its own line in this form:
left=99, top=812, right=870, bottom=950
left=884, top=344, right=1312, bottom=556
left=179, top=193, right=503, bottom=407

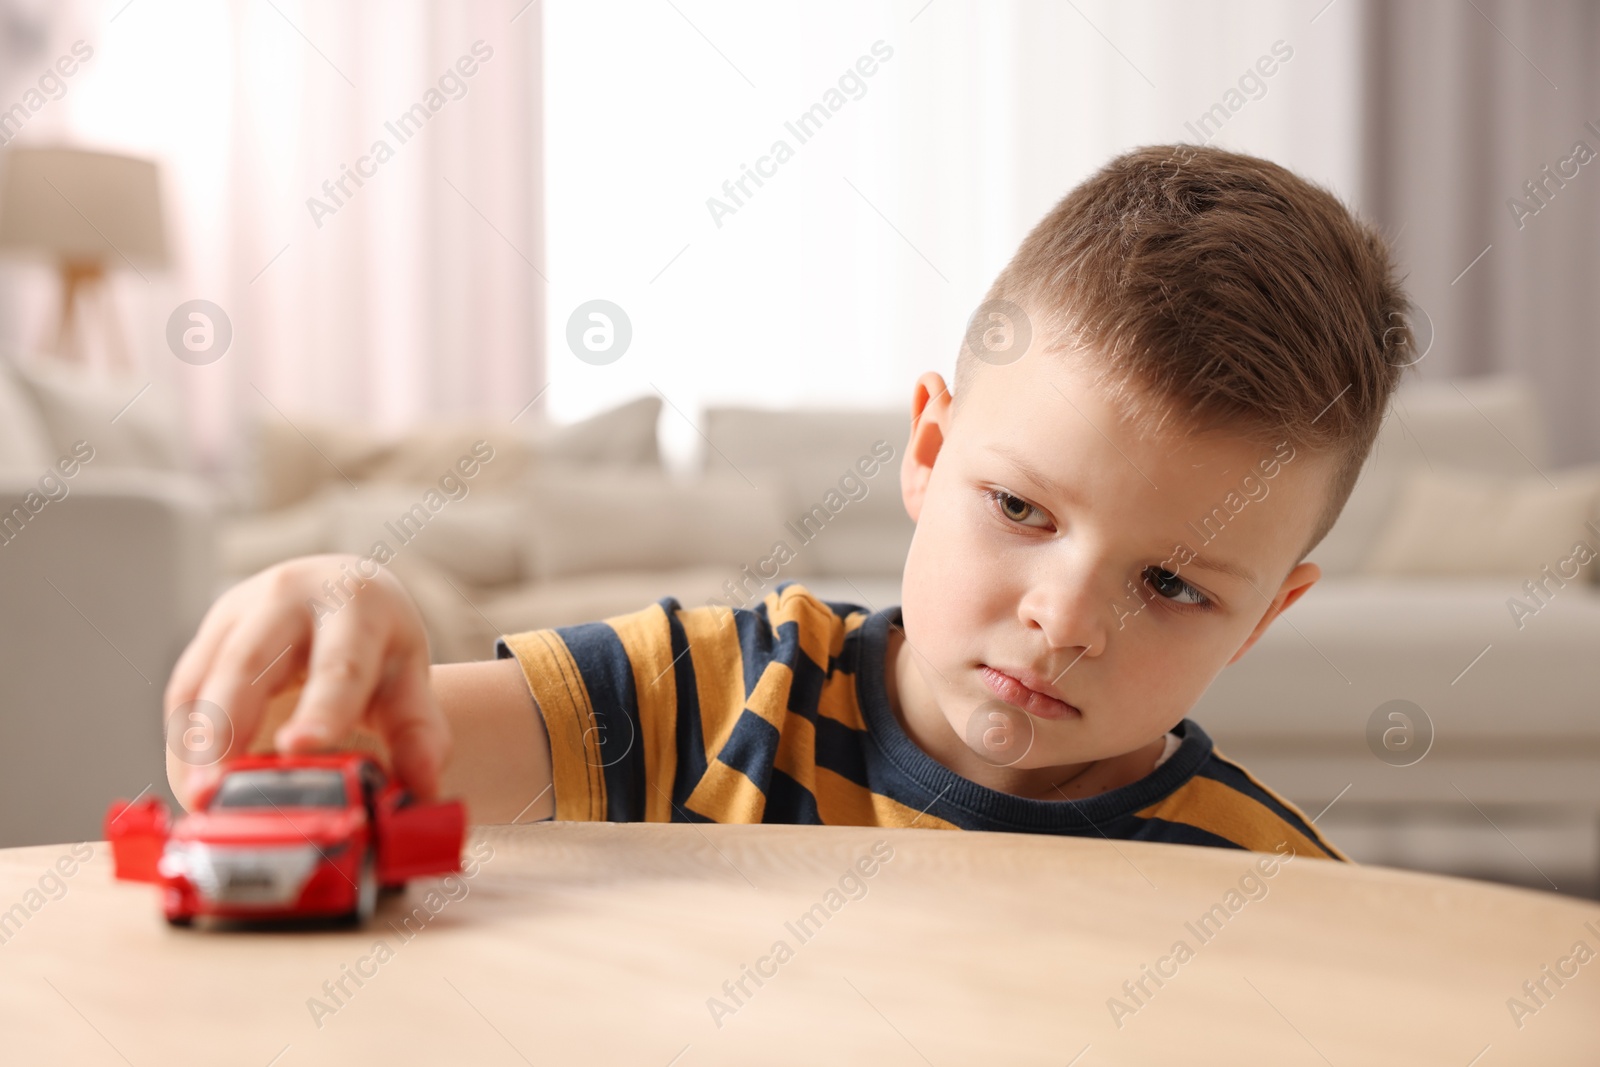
left=1, top=821, right=1595, bottom=1065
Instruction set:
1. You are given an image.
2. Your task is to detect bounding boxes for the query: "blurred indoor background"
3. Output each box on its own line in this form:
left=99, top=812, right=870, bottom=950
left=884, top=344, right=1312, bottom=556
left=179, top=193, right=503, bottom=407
left=0, top=0, right=1597, bottom=901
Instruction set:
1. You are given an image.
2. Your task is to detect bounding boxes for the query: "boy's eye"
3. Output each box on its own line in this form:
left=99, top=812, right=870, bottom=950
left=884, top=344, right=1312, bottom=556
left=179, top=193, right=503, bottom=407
left=1142, top=566, right=1213, bottom=610
left=987, top=489, right=1051, bottom=528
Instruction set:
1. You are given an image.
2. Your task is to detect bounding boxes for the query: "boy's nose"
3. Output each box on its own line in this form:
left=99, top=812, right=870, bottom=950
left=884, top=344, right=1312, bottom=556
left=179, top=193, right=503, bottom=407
left=1015, top=573, right=1108, bottom=658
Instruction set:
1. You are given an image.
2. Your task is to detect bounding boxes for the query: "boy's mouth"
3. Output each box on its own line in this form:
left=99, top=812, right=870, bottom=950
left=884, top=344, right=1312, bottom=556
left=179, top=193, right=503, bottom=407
left=978, top=665, right=1081, bottom=721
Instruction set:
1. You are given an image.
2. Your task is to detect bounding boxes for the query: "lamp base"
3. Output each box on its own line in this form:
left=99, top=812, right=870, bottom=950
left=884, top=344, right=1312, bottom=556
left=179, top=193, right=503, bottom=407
left=52, top=258, right=133, bottom=373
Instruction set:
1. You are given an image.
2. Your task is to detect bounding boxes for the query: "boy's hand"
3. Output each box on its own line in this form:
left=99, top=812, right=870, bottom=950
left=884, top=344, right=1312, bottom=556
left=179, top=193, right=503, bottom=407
left=163, top=554, right=451, bottom=810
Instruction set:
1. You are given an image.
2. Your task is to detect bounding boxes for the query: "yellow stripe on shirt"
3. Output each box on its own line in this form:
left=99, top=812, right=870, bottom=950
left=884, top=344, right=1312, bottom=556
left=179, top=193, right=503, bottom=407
left=813, top=765, right=961, bottom=830
left=1136, top=775, right=1340, bottom=860
left=1210, top=750, right=1349, bottom=860
left=686, top=758, right=768, bottom=822
left=773, top=709, right=819, bottom=796
left=817, top=669, right=867, bottom=731
left=772, top=584, right=843, bottom=678
left=498, top=628, right=606, bottom=822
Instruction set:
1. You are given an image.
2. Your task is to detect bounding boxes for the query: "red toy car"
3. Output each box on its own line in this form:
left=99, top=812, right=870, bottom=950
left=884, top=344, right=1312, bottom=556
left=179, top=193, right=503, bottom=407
left=106, top=752, right=465, bottom=927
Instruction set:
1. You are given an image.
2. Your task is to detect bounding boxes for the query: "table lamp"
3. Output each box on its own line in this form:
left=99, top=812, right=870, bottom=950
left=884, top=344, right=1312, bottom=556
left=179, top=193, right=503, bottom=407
left=0, top=145, right=169, bottom=370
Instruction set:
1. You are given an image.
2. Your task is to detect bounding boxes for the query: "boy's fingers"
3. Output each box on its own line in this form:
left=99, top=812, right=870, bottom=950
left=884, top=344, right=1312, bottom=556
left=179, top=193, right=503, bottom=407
left=191, top=606, right=312, bottom=761
left=162, top=558, right=447, bottom=809
left=372, top=648, right=451, bottom=801
left=164, top=567, right=300, bottom=725
left=168, top=606, right=306, bottom=809
left=276, top=612, right=388, bottom=753
left=164, top=596, right=242, bottom=716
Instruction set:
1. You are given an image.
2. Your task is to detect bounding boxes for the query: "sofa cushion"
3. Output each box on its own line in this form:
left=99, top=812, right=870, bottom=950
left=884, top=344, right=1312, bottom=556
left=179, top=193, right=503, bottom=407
left=701, top=406, right=912, bottom=576
left=252, top=419, right=526, bottom=512
left=459, top=571, right=903, bottom=662
left=522, top=469, right=788, bottom=582
left=249, top=394, right=662, bottom=511
left=13, top=359, right=189, bottom=472
left=1191, top=576, right=1600, bottom=743
left=326, top=486, right=528, bottom=589
left=478, top=566, right=745, bottom=651
left=1362, top=465, right=1600, bottom=579
left=216, top=491, right=333, bottom=578
left=1311, top=375, right=1553, bottom=576
left=528, top=394, right=661, bottom=468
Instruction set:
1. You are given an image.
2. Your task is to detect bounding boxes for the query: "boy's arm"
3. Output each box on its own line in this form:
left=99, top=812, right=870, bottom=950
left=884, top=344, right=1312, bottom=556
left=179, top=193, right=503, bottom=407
left=431, top=657, right=554, bottom=824
left=250, top=656, right=553, bottom=822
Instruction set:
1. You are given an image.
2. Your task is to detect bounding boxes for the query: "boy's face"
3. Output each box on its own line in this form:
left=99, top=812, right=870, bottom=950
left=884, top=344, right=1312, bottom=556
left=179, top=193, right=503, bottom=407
left=894, top=337, right=1329, bottom=791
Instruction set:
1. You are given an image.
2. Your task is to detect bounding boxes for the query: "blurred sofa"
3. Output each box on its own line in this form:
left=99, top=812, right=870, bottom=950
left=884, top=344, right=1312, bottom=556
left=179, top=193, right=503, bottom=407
left=210, top=395, right=914, bottom=664
left=2, top=357, right=1598, bottom=899
left=0, top=359, right=218, bottom=847
left=1191, top=376, right=1600, bottom=894
left=0, top=358, right=911, bottom=846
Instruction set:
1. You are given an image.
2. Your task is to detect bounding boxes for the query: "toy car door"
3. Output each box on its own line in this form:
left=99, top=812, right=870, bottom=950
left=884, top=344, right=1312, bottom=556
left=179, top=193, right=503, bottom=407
left=105, top=796, right=171, bottom=883
left=374, top=791, right=464, bottom=884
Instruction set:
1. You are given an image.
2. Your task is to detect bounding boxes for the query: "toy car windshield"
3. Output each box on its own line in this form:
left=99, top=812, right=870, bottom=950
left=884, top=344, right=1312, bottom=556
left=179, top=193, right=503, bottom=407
left=209, top=768, right=348, bottom=810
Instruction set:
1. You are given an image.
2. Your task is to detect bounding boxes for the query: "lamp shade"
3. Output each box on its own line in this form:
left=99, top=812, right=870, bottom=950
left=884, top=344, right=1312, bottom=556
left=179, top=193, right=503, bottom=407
left=0, top=146, right=168, bottom=268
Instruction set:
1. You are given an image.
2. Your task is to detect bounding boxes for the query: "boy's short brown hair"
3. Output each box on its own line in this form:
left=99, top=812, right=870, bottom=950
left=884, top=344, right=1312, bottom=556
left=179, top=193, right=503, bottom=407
left=954, top=143, right=1413, bottom=561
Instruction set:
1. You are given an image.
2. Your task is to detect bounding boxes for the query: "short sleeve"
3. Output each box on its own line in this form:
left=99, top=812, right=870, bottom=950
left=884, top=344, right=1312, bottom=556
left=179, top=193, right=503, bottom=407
left=495, top=597, right=684, bottom=822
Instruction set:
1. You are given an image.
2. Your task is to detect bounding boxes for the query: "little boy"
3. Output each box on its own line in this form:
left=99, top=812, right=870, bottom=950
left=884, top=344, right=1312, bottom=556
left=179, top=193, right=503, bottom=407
left=166, top=145, right=1411, bottom=861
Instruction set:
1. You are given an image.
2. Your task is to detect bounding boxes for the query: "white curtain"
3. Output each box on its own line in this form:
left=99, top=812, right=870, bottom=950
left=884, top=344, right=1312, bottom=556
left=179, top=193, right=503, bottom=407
left=0, top=0, right=1383, bottom=474
left=1360, top=0, right=1600, bottom=466
left=0, top=0, right=543, bottom=472
left=540, top=0, right=1366, bottom=466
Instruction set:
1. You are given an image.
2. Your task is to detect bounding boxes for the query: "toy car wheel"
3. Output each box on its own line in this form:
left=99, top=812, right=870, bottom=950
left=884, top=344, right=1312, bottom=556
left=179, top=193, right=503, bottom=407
left=165, top=913, right=194, bottom=928
left=348, top=847, right=378, bottom=925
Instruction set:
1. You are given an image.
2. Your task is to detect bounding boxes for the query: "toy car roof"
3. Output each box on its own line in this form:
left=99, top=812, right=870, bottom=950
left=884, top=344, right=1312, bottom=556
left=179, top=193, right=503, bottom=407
left=213, top=752, right=386, bottom=774
left=189, top=753, right=390, bottom=811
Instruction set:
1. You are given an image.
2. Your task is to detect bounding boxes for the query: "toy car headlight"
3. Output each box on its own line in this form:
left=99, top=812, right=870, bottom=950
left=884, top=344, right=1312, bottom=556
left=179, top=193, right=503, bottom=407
left=157, top=841, right=199, bottom=879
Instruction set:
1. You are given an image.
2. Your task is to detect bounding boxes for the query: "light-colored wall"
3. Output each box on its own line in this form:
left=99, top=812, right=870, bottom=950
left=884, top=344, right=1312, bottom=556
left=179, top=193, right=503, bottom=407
left=540, top=0, right=1367, bottom=467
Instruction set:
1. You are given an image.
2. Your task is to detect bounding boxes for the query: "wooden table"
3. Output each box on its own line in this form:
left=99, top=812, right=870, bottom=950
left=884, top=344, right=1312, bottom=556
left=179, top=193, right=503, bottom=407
left=2, top=822, right=1595, bottom=1065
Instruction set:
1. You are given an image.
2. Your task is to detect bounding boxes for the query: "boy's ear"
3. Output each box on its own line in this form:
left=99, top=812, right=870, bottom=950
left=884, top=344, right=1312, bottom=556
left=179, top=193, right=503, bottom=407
left=901, top=371, right=953, bottom=523
left=1227, top=561, right=1321, bottom=665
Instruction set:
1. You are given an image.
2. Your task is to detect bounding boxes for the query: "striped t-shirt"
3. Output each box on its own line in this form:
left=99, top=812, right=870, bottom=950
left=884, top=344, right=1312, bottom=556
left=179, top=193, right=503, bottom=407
left=494, top=582, right=1344, bottom=860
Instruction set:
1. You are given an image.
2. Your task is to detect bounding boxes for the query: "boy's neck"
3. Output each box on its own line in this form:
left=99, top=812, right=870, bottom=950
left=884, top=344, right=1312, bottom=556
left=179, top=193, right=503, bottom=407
left=884, top=624, right=1167, bottom=803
